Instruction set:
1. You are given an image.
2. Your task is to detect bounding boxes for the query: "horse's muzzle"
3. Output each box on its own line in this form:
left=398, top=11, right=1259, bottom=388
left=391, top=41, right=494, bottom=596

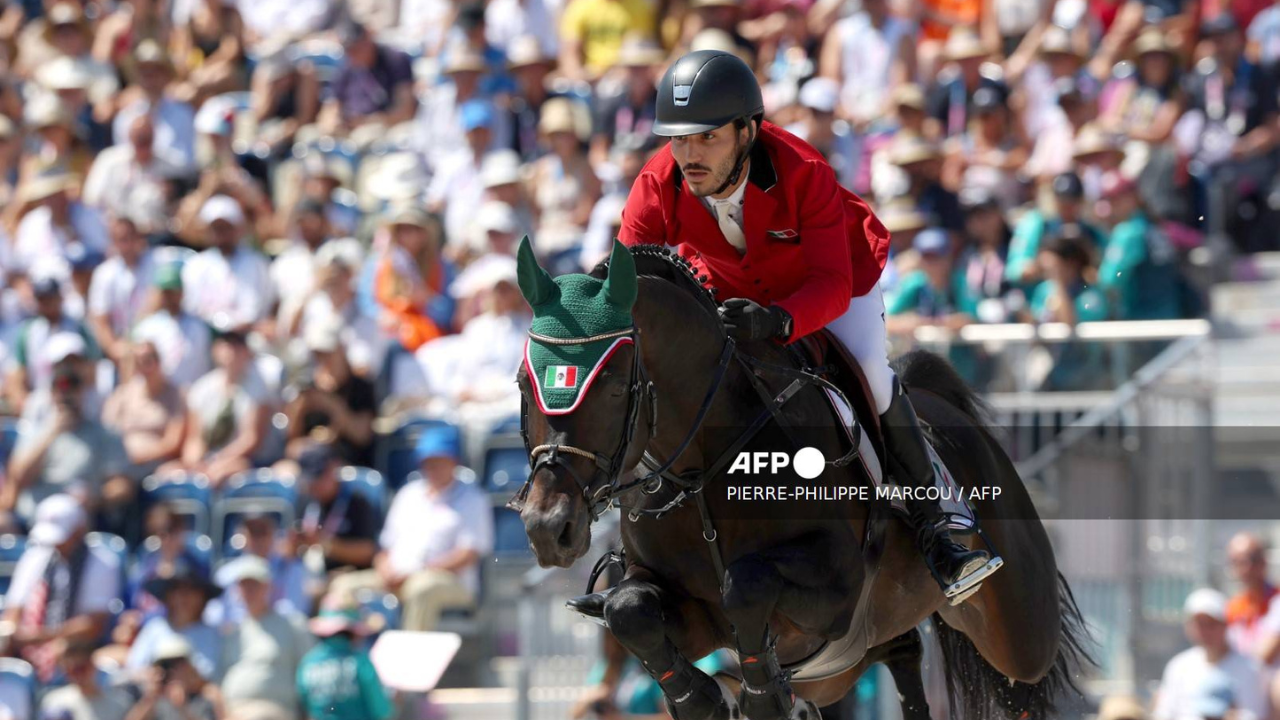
left=521, top=486, right=591, bottom=568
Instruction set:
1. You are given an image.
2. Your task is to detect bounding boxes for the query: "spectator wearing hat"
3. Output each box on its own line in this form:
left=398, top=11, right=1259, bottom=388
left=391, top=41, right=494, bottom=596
left=506, top=36, right=563, bottom=161
left=786, top=78, right=858, bottom=189
left=445, top=1, right=517, bottom=97
left=295, top=240, right=384, bottom=376
left=949, top=87, right=1028, bottom=206
left=956, top=187, right=1012, bottom=320
left=11, top=169, right=108, bottom=282
left=205, top=513, right=310, bottom=626
left=32, top=54, right=116, bottom=154
left=3, top=271, right=98, bottom=415
left=13, top=1, right=96, bottom=80
left=64, top=243, right=105, bottom=329
left=1097, top=29, right=1183, bottom=147
left=127, top=634, right=225, bottom=720
left=885, top=228, right=976, bottom=336
left=818, top=0, right=915, bottom=130
left=1094, top=170, right=1182, bottom=320
left=126, top=561, right=223, bottom=679
left=4, top=333, right=134, bottom=526
left=479, top=150, right=538, bottom=240
left=925, top=30, right=1006, bottom=139
left=579, top=143, right=645, bottom=270
left=86, top=212, right=157, bottom=365
left=283, top=446, right=379, bottom=578
left=179, top=196, right=273, bottom=334
left=1026, top=76, right=1099, bottom=183
left=124, top=506, right=212, bottom=619
left=1153, top=588, right=1268, bottom=720
left=169, top=327, right=274, bottom=486
left=297, top=598, right=392, bottom=720
left=589, top=38, right=663, bottom=164
left=173, top=113, right=273, bottom=245
left=102, top=340, right=187, bottom=478
left=1006, top=171, right=1106, bottom=288
left=428, top=100, right=501, bottom=245
left=322, top=23, right=416, bottom=139
left=558, top=0, right=656, bottom=81
left=113, top=40, right=197, bottom=175
left=459, top=199, right=522, bottom=267
left=2, top=495, right=123, bottom=683
left=217, top=555, right=313, bottom=720
left=131, top=263, right=214, bottom=390
left=39, top=640, right=133, bottom=720
left=281, top=319, right=376, bottom=467
left=889, top=135, right=965, bottom=234
left=372, top=207, right=455, bottom=352
left=82, top=115, right=180, bottom=234
left=330, top=424, right=493, bottom=632
left=528, top=97, right=601, bottom=256
left=269, top=199, right=336, bottom=336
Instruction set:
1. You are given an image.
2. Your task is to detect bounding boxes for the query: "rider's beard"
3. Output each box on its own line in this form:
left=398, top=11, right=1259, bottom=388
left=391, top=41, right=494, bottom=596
left=684, top=135, right=743, bottom=198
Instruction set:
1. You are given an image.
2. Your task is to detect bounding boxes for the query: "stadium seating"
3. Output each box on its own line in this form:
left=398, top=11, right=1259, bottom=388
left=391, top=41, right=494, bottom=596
left=140, top=473, right=214, bottom=537
left=0, top=534, right=26, bottom=600
left=0, top=659, right=34, bottom=720
left=338, top=466, right=389, bottom=524
left=214, top=470, right=299, bottom=556
left=492, top=506, right=531, bottom=559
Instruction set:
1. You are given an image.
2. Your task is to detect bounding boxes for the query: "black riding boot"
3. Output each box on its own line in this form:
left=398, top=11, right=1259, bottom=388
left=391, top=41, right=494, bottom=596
left=881, top=379, right=992, bottom=601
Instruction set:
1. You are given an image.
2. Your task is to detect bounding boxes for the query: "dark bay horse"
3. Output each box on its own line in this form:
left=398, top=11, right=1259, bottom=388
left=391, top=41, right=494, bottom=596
left=514, top=241, right=1089, bottom=720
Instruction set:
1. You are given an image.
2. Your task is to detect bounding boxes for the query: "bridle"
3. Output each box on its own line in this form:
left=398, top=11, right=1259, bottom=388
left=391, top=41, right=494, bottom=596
left=510, top=326, right=738, bottom=522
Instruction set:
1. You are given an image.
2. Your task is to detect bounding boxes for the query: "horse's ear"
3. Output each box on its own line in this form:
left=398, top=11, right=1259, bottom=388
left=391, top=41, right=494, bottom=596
left=516, top=236, right=558, bottom=306
left=602, top=240, right=638, bottom=309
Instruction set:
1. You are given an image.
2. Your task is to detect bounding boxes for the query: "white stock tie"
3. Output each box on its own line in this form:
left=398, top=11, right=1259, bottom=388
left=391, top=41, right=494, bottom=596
left=714, top=200, right=747, bottom=254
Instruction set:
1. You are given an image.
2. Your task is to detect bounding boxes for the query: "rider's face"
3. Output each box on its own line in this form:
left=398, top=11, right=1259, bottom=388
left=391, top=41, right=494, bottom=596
left=670, top=122, right=749, bottom=198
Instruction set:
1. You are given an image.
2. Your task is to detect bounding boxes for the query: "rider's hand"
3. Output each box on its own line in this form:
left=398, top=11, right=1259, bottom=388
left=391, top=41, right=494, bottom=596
left=719, top=298, right=791, bottom=341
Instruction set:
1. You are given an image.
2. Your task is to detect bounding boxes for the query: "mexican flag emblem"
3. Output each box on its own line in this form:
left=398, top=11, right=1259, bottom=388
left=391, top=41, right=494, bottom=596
left=545, top=365, right=579, bottom=389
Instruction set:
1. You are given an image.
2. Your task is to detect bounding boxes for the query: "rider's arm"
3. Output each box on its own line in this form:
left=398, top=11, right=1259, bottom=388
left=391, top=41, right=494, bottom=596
left=772, top=159, right=858, bottom=340
left=618, top=173, right=669, bottom=248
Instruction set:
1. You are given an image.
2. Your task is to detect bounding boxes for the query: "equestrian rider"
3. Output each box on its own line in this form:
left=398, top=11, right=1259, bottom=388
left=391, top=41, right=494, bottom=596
left=599, top=49, right=995, bottom=602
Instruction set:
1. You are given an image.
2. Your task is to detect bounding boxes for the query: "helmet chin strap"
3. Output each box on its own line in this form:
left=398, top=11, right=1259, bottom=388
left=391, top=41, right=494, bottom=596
left=711, top=119, right=758, bottom=197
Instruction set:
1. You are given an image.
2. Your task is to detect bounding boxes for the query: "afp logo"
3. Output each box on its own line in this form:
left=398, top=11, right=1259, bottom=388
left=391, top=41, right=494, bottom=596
left=728, top=447, right=825, bottom=480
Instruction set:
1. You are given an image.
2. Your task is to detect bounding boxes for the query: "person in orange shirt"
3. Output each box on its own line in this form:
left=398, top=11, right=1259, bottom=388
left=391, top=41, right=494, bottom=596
left=374, top=208, right=452, bottom=351
left=1225, top=532, right=1277, bottom=656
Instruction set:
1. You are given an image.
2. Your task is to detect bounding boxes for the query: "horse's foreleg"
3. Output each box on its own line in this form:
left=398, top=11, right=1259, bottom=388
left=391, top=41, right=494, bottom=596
left=879, top=628, right=933, bottom=720
left=722, top=556, right=811, bottom=720
left=605, top=574, right=737, bottom=720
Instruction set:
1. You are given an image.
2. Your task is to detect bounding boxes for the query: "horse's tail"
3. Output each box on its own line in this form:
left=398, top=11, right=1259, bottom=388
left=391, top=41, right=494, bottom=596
left=891, top=349, right=993, bottom=427
left=931, top=572, right=1093, bottom=719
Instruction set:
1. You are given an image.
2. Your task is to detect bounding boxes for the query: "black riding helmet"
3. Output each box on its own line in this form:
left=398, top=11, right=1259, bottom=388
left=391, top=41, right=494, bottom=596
left=655, top=50, right=765, bottom=193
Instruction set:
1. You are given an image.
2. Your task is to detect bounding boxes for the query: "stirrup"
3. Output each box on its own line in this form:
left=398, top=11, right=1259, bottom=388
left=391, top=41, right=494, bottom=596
left=943, top=555, right=1004, bottom=606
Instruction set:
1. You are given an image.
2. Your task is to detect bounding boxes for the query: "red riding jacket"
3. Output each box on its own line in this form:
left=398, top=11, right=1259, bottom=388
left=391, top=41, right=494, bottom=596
left=618, top=121, right=891, bottom=341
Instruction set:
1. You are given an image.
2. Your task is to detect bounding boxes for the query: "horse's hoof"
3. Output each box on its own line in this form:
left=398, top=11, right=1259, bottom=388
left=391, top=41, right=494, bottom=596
left=738, top=686, right=795, bottom=720
left=665, top=673, right=737, bottom=720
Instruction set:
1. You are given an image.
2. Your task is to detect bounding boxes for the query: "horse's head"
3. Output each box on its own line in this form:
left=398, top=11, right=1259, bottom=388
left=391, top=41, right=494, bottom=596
left=512, top=238, right=652, bottom=567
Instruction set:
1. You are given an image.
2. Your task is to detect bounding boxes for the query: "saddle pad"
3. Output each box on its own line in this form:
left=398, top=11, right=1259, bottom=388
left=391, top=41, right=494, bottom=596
left=824, top=389, right=975, bottom=532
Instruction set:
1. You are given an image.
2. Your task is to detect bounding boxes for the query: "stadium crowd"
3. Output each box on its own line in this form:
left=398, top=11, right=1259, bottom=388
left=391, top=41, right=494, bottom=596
left=0, top=0, right=1275, bottom=713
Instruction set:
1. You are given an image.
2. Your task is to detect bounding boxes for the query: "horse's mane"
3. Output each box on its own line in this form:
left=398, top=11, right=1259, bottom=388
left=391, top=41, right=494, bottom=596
left=591, top=244, right=721, bottom=317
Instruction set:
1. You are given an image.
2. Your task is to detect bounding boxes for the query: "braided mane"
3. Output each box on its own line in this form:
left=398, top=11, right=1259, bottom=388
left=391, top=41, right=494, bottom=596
left=591, top=244, right=720, bottom=316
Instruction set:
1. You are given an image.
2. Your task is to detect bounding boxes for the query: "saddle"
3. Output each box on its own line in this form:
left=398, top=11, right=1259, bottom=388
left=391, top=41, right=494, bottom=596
left=793, top=329, right=885, bottom=479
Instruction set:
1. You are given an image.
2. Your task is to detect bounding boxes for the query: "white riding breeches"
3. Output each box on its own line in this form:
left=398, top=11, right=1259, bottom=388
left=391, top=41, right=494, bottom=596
left=825, top=284, right=895, bottom=415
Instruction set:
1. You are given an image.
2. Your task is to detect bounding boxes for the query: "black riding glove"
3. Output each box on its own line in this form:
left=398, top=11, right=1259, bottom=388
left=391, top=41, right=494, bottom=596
left=719, top=298, right=792, bottom=341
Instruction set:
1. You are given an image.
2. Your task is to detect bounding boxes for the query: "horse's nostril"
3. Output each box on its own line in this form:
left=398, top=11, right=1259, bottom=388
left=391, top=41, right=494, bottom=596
left=558, top=520, right=575, bottom=548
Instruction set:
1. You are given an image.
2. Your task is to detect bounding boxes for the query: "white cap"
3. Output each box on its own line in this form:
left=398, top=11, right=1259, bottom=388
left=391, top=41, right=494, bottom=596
left=314, top=238, right=364, bottom=270
left=304, top=316, right=343, bottom=353
left=216, top=554, right=273, bottom=587
left=30, top=494, right=87, bottom=546
left=480, top=150, right=524, bottom=189
left=477, top=200, right=518, bottom=234
left=799, top=77, right=840, bottom=114
left=198, top=195, right=245, bottom=226
left=193, top=96, right=237, bottom=136
left=153, top=633, right=194, bottom=663
left=43, top=332, right=87, bottom=365
left=1184, top=588, right=1228, bottom=621
left=36, top=56, right=94, bottom=92
left=451, top=253, right=518, bottom=298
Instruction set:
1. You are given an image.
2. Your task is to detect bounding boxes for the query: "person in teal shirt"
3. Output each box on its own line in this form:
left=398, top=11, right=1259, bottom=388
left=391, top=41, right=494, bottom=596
left=1095, top=173, right=1182, bottom=320
left=1005, top=172, right=1106, bottom=290
left=1025, top=234, right=1112, bottom=390
left=297, top=605, right=393, bottom=720
left=885, top=229, right=978, bottom=331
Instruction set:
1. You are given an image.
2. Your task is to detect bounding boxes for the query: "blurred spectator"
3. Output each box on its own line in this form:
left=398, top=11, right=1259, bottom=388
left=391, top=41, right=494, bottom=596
left=3, top=277, right=97, bottom=415
left=331, top=424, right=492, bottom=631
left=505, top=36, right=562, bottom=161
left=373, top=208, right=454, bottom=352
left=1225, top=533, right=1276, bottom=657
left=590, top=39, right=663, bottom=164
left=1027, top=77, right=1099, bottom=182
left=1028, top=234, right=1108, bottom=325
left=888, top=135, right=964, bottom=234
left=217, top=555, right=312, bottom=720
left=1095, top=171, right=1182, bottom=320
left=1154, top=588, right=1268, bottom=720
left=113, top=40, right=197, bottom=175
left=948, top=87, right=1028, bottom=204
left=1006, top=172, right=1105, bottom=288
left=1098, top=29, right=1183, bottom=149
left=235, top=0, right=335, bottom=54
left=169, top=0, right=246, bottom=107
left=486, top=0, right=559, bottom=55
left=528, top=97, right=601, bottom=257
left=877, top=197, right=930, bottom=293
left=63, top=244, right=106, bottom=324
left=93, top=0, right=172, bottom=68
left=418, top=50, right=504, bottom=168
left=446, top=1, right=516, bottom=97
left=38, top=640, right=132, bottom=720
left=172, top=329, right=272, bottom=486
left=480, top=150, right=538, bottom=240
left=282, top=320, right=376, bottom=466
left=82, top=115, right=177, bottom=229
left=86, top=215, right=156, bottom=365
left=248, top=54, right=320, bottom=155
left=4, top=335, right=134, bottom=525
left=286, top=445, right=379, bottom=574
left=126, top=561, right=222, bottom=680
left=956, top=187, right=1011, bottom=321
left=579, top=142, right=644, bottom=269
left=208, top=513, right=310, bottom=621
left=885, top=228, right=976, bottom=335
left=12, top=172, right=108, bottom=282
left=180, top=196, right=273, bottom=334
left=558, top=0, right=656, bottom=81
left=102, top=341, right=187, bottom=478
left=296, top=240, right=383, bottom=376
left=786, top=78, right=857, bottom=188
left=131, top=264, right=214, bottom=390
left=124, top=507, right=212, bottom=618
left=2, top=495, right=122, bottom=683
left=819, top=0, right=915, bottom=129
left=323, top=22, right=417, bottom=140
left=297, top=598, right=392, bottom=720
left=428, top=101, right=499, bottom=246
left=126, top=635, right=225, bottom=720
left=1097, top=695, right=1148, bottom=720
left=926, top=31, right=1006, bottom=139
left=270, top=199, right=335, bottom=335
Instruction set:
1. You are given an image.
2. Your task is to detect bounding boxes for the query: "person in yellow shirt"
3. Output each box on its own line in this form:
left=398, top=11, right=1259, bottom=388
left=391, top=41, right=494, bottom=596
left=559, top=0, right=657, bottom=80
